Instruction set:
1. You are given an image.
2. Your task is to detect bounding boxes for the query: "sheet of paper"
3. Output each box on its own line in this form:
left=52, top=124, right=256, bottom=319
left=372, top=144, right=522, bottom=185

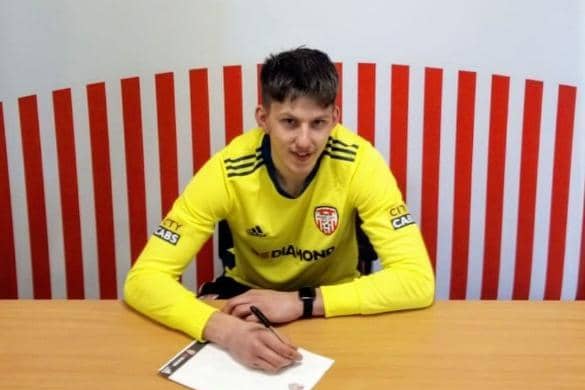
left=159, top=341, right=334, bottom=390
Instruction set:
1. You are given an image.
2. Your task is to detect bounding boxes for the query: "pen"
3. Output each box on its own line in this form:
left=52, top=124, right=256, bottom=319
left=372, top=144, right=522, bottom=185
left=250, top=305, right=287, bottom=344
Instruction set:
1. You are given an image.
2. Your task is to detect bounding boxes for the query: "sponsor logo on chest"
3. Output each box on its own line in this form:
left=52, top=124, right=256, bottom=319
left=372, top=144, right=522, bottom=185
left=314, top=206, right=338, bottom=235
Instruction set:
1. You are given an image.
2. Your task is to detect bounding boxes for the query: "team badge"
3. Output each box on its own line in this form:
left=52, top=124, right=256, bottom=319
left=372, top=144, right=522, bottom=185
left=314, top=206, right=339, bottom=235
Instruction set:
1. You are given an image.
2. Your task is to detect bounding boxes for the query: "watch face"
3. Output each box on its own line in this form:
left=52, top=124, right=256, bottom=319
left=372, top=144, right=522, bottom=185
left=299, top=287, right=316, bottom=299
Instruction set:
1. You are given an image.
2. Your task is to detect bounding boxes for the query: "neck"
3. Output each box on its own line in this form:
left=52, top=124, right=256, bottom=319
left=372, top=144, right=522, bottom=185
left=276, top=171, right=305, bottom=197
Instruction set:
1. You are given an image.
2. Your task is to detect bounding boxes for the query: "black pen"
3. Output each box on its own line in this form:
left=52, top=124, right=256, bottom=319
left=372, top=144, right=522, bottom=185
left=250, top=305, right=287, bottom=344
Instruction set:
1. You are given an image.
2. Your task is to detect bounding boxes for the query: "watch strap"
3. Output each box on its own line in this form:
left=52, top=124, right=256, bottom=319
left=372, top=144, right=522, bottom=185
left=298, top=287, right=316, bottom=318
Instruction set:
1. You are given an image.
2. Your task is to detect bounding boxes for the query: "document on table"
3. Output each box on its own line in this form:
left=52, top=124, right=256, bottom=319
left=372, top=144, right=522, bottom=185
left=159, top=341, right=334, bottom=390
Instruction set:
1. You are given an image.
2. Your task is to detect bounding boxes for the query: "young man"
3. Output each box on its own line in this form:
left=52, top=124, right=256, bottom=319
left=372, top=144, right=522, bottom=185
left=124, top=47, right=435, bottom=372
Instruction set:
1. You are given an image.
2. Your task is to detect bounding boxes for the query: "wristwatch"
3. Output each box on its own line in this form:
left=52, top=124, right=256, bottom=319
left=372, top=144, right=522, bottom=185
left=298, top=287, right=316, bottom=318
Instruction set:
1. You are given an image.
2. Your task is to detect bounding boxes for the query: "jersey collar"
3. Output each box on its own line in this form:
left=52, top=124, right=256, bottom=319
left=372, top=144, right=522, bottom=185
left=261, top=134, right=324, bottom=199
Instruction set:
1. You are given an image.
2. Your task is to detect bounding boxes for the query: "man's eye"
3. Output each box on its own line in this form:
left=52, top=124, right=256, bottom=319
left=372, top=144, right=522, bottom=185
left=312, top=119, right=327, bottom=128
left=281, top=118, right=296, bottom=126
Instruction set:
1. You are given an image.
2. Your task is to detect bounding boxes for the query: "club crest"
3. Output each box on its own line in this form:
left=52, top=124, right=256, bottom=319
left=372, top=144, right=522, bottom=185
left=314, top=206, right=338, bottom=235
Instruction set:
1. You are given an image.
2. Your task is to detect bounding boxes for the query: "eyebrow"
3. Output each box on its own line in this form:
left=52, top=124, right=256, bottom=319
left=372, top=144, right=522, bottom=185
left=277, top=113, right=330, bottom=120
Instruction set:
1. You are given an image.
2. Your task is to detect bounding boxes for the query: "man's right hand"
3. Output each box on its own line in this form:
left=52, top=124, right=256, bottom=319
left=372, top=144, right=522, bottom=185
left=203, top=311, right=302, bottom=372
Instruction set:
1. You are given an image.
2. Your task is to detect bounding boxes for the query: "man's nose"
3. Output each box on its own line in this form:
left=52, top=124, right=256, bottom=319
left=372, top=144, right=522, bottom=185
left=295, top=126, right=311, bottom=148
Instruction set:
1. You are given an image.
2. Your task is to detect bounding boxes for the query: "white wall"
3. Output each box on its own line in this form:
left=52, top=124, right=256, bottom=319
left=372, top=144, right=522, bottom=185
left=2, top=0, right=582, bottom=98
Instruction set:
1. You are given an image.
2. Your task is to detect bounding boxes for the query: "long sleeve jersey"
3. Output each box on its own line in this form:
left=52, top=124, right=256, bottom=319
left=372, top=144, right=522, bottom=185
left=124, top=124, right=435, bottom=340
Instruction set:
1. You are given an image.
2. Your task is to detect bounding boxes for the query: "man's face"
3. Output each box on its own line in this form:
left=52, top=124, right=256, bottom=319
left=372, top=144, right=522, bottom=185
left=255, top=96, right=339, bottom=186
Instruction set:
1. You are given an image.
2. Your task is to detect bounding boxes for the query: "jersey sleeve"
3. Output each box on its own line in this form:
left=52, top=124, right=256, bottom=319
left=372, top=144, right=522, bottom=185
left=124, top=153, right=231, bottom=340
left=320, top=144, right=435, bottom=316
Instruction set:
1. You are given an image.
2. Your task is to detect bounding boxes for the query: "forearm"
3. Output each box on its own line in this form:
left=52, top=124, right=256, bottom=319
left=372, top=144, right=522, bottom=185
left=321, top=261, right=435, bottom=317
left=124, top=268, right=217, bottom=340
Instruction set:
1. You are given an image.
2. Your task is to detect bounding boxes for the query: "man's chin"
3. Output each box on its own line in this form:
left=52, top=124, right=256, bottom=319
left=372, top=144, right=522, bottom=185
left=290, top=164, right=315, bottom=178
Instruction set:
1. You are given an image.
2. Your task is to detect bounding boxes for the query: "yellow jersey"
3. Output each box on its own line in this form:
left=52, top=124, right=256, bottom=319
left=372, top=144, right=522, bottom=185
left=125, top=124, right=435, bottom=340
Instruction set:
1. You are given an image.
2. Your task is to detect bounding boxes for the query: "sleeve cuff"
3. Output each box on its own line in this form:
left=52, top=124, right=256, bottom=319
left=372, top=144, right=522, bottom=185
left=320, top=281, right=361, bottom=317
left=172, top=298, right=219, bottom=341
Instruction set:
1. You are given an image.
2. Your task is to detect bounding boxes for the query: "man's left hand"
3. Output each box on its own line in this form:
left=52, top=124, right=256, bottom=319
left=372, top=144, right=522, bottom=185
left=222, top=289, right=303, bottom=323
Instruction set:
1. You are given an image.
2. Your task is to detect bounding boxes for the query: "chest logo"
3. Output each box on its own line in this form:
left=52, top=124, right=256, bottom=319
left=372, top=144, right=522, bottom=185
left=314, top=206, right=339, bottom=235
left=246, top=225, right=267, bottom=237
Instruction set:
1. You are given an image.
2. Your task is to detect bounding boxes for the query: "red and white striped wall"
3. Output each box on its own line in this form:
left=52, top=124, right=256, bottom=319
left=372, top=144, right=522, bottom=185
left=1, top=63, right=583, bottom=300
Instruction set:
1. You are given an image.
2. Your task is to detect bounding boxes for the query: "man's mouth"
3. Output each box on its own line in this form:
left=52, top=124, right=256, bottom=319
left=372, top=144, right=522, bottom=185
left=292, top=151, right=312, bottom=162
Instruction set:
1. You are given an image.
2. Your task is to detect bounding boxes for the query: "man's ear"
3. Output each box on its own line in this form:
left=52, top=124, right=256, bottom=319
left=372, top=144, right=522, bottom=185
left=255, top=105, right=268, bottom=132
left=332, top=105, right=340, bottom=124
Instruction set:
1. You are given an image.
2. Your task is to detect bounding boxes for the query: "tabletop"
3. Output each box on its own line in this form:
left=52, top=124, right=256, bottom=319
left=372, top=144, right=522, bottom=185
left=1, top=300, right=584, bottom=389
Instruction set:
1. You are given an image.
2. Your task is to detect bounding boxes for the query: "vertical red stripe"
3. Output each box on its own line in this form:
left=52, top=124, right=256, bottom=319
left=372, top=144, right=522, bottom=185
left=0, top=103, right=18, bottom=298
left=190, top=68, right=214, bottom=287
left=86, top=83, right=117, bottom=299
left=18, top=95, right=51, bottom=298
left=544, top=85, right=577, bottom=299
left=190, top=69, right=211, bottom=174
left=577, top=200, right=585, bottom=300
left=155, top=72, right=179, bottom=216
left=390, top=64, right=409, bottom=198
left=52, top=89, right=85, bottom=299
left=357, top=63, right=376, bottom=144
left=450, top=71, right=476, bottom=299
left=197, top=241, right=214, bottom=288
left=257, top=64, right=263, bottom=106
left=121, top=77, right=148, bottom=264
left=481, top=75, right=510, bottom=299
left=513, top=80, right=543, bottom=299
left=334, top=62, right=343, bottom=123
left=223, top=65, right=243, bottom=143
left=420, top=67, right=443, bottom=270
